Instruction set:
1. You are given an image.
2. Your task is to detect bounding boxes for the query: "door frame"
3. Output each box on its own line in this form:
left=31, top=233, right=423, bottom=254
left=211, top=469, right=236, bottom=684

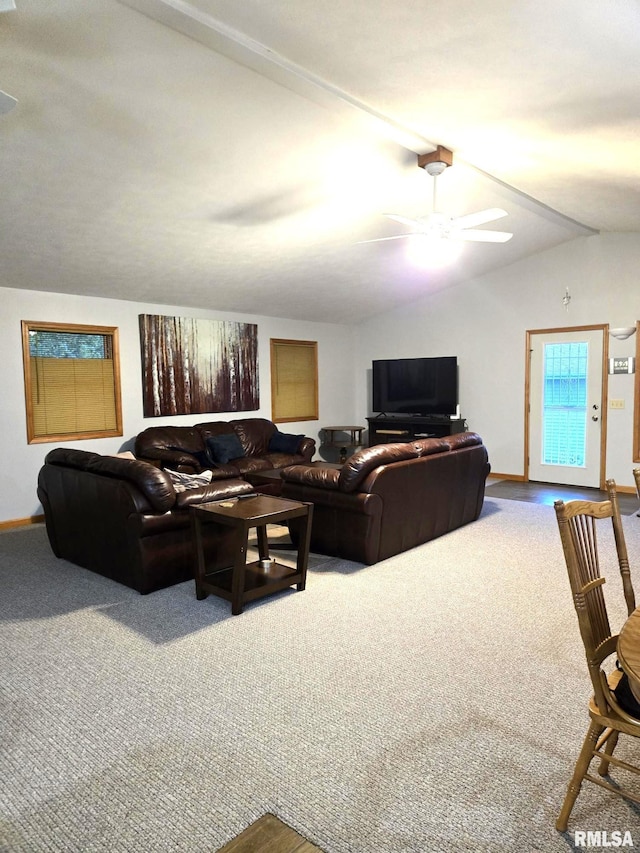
left=524, top=324, right=609, bottom=488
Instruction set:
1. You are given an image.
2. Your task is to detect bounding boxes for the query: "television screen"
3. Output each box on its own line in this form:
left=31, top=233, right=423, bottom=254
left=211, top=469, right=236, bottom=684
left=372, top=356, right=458, bottom=415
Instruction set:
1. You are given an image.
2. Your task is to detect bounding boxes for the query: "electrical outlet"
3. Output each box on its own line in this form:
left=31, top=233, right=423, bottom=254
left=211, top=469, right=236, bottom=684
left=609, top=399, right=625, bottom=410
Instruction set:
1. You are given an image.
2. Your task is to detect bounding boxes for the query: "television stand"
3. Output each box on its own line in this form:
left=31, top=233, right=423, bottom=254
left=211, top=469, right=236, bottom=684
left=367, top=415, right=467, bottom=446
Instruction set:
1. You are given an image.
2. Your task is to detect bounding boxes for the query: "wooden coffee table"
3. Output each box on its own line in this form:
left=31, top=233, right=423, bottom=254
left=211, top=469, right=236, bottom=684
left=190, top=494, right=313, bottom=615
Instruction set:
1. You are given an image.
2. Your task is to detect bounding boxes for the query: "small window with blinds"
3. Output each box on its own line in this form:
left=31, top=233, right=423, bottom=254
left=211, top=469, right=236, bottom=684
left=270, top=338, right=318, bottom=423
left=21, top=321, right=123, bottom=444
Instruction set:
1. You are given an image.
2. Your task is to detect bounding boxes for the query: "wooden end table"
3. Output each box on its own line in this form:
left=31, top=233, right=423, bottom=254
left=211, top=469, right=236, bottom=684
left=190, top=494, right=313, bottom=615
left=321, top=425, right=365, bottom=463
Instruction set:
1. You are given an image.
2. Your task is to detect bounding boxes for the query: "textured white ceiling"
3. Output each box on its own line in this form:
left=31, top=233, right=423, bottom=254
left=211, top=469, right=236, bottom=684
left=1, top=0, right=638, bottom=323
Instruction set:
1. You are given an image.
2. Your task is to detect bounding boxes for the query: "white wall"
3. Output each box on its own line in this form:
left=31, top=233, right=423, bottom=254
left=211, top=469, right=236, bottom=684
left=1, top=287, right=356, bottom=523
left=5, top=231, right=639, bottom=523
left=355, top=233, right=640, bottom=488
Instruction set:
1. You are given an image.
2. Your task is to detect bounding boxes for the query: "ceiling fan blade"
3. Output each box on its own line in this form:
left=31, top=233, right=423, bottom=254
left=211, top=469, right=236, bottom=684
left=450, top=229, right=513, bottom=243
left=356, top=234, right=413, bottom=244
left=383, top=213, right=422, bottom=229
left=452, top=208, right=508, bottom=230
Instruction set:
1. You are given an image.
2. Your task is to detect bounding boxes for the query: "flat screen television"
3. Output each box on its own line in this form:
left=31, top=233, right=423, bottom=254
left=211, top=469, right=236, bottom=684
left=372, top=356, right=458, bottom=416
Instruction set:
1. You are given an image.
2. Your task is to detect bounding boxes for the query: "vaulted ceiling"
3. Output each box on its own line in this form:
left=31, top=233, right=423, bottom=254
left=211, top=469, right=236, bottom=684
left=1, top=0, right=638, bottom=323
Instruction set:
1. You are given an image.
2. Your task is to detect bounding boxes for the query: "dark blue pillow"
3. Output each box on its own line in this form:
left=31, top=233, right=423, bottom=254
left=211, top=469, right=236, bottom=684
left=268, top=431, right=304, bottom=454
left=192, top=449, right=211, bottom=468
left=206, top=433, right=246, bottom=465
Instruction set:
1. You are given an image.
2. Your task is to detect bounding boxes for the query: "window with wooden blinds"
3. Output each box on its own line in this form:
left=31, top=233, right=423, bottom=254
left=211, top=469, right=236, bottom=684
left=270, top=339, right=318, bottom=423
left=21, top=321, right=123, bottom=443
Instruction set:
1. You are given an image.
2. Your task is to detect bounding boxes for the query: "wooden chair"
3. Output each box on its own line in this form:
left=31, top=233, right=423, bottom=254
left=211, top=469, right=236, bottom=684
left=633, top=468, right=640, bottom=516
left=555, top=479, right=640, bottom=831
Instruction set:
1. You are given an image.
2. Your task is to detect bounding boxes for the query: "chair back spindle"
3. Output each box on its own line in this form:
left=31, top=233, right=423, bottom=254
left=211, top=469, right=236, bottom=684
left=606, top=478, right=636, bottom=615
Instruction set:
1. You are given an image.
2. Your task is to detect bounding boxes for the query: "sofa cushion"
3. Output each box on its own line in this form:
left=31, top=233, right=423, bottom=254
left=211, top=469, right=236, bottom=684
left=338, top=441, right=425, bottom=493
left=232, top=457, right=272, bottom=475
left=230, top=418, right=276, bottom=456
left=268, top=431, right=304, bottom=454
left=167, top=446, right=210, bottom=469
left=135, top=425, right=205, bottom=456
left=280, top=465, right=341, bottom=491
left=206, top=433, right=246, bottom=465
left=264, top=451, right=306, bottom=469
left=195, top=421, right=234, bottom=441
left=442, top=431, right=483, bottom=451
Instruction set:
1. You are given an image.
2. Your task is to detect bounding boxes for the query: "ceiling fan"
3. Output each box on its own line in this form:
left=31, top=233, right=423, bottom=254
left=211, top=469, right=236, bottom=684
left=363, top=146, right=513, bottom=245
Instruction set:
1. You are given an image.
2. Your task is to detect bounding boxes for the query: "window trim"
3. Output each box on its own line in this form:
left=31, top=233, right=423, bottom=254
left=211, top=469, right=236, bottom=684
left=21, top=320, right=123, bottom=444
left=270, top=338, right=319, bottom=424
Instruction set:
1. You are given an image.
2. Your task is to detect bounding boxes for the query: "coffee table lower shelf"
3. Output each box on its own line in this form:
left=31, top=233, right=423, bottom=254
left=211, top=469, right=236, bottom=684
left=199, top=560, right=305, bottom=607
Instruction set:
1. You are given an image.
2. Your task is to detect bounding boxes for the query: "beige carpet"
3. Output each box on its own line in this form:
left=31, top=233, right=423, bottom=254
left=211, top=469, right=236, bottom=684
left=1, top=497, right=640, bottom=852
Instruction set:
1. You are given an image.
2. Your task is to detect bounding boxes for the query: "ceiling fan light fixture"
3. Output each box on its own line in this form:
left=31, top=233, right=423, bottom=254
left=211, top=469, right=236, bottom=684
left=424, top=161, right=448, bottom=177
left=417, top=146, right=453, bottom=176
left=407, top=232, right=462, bottom=268
left=365, top=145, right=513, bottom=247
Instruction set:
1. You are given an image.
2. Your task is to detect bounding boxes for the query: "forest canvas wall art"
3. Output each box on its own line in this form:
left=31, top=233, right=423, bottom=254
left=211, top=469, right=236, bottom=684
left=139, top=314, right=259, bottom=417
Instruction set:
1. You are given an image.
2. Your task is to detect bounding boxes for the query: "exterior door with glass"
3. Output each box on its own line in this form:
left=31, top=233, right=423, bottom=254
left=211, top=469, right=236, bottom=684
left=528, top=328, right=605, bottom=487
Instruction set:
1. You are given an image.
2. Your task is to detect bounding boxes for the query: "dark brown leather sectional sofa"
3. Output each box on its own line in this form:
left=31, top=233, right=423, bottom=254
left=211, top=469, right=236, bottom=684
left=37, top=418, right=317, bottom=594
left=37, top=448, right=254, bottom=594
left=37, top=424, right=488, bottom=593
left=281, top=432, right=490, bottom=564
left=134, top=417, right=315, bottom=477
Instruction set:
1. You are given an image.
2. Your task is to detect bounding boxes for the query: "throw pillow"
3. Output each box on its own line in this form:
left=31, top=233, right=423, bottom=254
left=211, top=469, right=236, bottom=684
left=268, top=431, right=304, bottom=454
left=206, top=433, right=246, bottom=465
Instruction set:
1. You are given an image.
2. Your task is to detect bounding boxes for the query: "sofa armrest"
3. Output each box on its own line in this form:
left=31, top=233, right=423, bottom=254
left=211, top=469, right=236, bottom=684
left=174, top=478, right=254, bottom=508
left=298, top=437, right=316, bottom=462
left=280, top=465, right=340, bottom=490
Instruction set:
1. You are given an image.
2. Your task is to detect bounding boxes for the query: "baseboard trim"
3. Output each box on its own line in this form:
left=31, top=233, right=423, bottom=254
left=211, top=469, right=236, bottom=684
left=0, top=514, right=45, bottom=531
left=487, top=473, right=525, bottom=482
left=487, top=474, right=637, bottom=494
